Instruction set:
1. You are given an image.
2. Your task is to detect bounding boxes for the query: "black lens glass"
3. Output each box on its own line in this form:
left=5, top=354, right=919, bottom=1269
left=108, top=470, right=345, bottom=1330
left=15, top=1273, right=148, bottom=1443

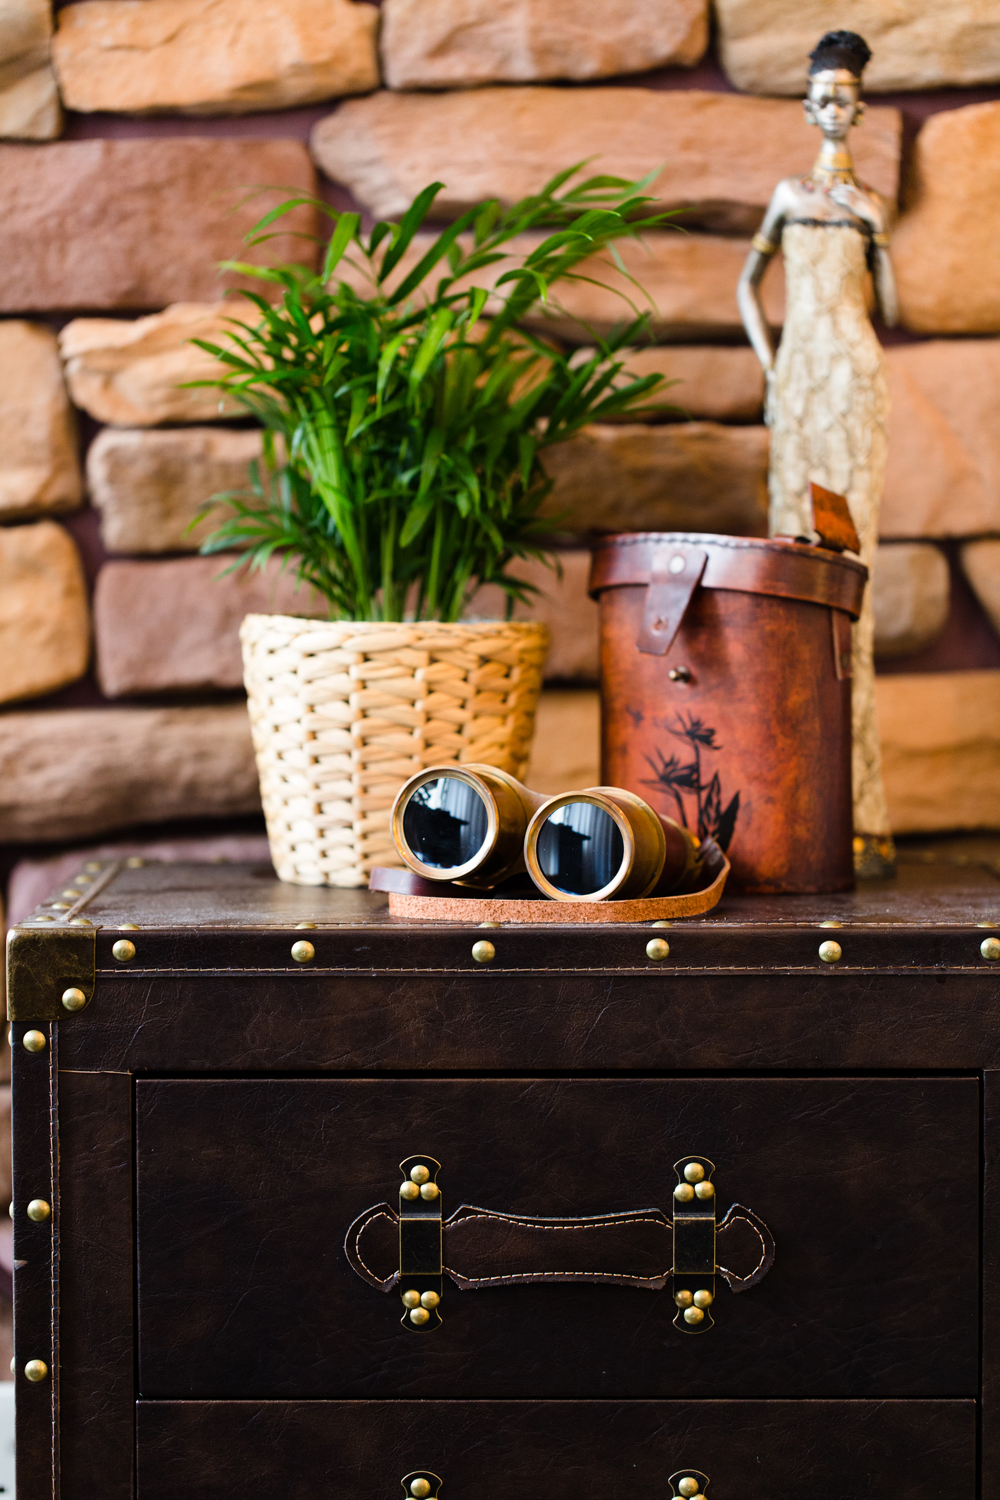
left=535, top=802, right=625, bottom=895
left=402, top=777, right=490, bottom=870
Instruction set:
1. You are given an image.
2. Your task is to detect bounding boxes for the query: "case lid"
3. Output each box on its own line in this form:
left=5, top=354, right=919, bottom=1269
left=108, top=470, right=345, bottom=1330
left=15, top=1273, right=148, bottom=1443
left=589, top=533, right=868, bottom=621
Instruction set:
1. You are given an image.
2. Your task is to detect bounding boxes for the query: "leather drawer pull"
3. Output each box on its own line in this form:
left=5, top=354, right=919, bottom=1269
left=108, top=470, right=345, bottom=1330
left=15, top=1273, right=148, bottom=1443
left=345, top=1156, right=774, bottom=1335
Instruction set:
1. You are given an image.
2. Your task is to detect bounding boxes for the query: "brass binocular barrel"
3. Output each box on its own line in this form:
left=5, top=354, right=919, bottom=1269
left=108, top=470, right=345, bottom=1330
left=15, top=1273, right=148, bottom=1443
left=391, top=767, right=699, bottom=901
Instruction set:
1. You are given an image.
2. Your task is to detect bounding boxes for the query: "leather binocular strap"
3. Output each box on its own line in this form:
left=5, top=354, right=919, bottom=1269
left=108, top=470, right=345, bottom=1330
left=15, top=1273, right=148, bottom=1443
left=345, top=1199, right=773, bottom=1295
left=590, top=532, right=868, bottom=621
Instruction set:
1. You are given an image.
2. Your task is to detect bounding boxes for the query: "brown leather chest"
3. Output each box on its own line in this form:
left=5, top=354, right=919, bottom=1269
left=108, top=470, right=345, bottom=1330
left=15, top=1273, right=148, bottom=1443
left=8, top=858, right=1000, bottom=1500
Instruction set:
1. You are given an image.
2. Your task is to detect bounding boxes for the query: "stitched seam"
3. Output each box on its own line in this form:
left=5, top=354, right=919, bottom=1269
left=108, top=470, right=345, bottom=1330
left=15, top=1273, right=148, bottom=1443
left=444, top=1265, right=669, bottom=1286
left=447, top=1208, right=667, bottom=1231
left=718, top=1212, right=768, bottom=1284
left=353, top=1210, right=397, bottom=1283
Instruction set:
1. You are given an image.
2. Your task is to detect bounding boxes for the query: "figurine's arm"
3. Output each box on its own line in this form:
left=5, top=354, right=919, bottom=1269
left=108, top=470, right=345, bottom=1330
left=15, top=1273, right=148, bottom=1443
left=829, top=183, right=898, bottom=327
left=737, top=188, right=788, bottom=373
left=871, top=242, right=898, bottom=327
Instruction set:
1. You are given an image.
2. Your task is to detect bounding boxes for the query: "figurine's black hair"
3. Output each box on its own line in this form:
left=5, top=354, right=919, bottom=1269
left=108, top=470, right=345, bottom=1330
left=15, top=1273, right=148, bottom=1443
left=808, top=30, right=872, bottom=78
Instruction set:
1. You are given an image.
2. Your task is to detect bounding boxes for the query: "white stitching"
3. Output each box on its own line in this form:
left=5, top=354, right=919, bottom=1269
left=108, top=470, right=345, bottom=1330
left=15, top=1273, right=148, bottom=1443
left=445, top=1266, right=669, bottom=1286
left=717, top=1206, right=770, bottom=1285
left=443, top=1206, right=671, bottom=1284
left=352, top=1208, right=398, bottom=1286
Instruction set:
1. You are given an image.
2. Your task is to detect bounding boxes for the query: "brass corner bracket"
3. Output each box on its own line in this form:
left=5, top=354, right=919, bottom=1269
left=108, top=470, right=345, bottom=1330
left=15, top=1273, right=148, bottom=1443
left=6, top=925, right=96, bottom=1023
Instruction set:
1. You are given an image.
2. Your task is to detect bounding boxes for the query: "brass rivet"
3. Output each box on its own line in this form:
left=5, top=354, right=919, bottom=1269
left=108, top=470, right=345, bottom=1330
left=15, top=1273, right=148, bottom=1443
left=410, top=1165, right=430, bottom=1184
left=33, top=914, right=55, bottom=923
left=478, top=921, right=501, bottom=929
left=674, top=1289, right=693, bottom=1307
left=683, top=1306, right=705, bottom=1325
left=26, top=1200, right=50, bottom=1223
left=290, top=940, right=315, bottom=964
left=400, top=1182, right=420, bottom=1200
left=119, top=923, right=140, bottom=931
left=49, top=902, right=71, bottom=911
left=295, top=921, right=317, bottom=930
left=24, top=1359, right=48, bottom=1382
left=409, top=1307, right=431, bottom=1326
left=420, top=1290, right=440, bottom=1308
left=420, top=1182, right=440, bottom=1200
left=646, top=937, right=670, bottom=961
left=683, top=1162, right=705, bottom=1183
left=7, top=1203, right=11, bottom=1220
left=7, top=1359, right=12, bottom=1376
left=84, top=862, right=102, bottom=873
left=401, top=1290, right=421, bottom=1308
left=23, top=1031, right=46, bottom=1054
left=410, top=1482, right=432, bottom=1499
left=62, top=889, right=82, bottom=899
left=693, top=1288, right=714, bottom=1308
left=819, top=919, right=843, bottom=928
left=112, top=940, right=136, bottom=963
left=818, top=939, right=842, bottom=964
left=125, top=857, right=144, bottom=868
left=694, top=1180, right=715, bottom=1199
left=69, top=917, right=92, bottom=927
left=62, top=990, right=87, bottom=1018
left=75, top=874, right=92, bottom=884
left=674, top=1182, right=694, bottom=1202
left=977, top=921, right=998, bottom=929
left=678, top=1480, right=700, bottom=1498
left=982, top=938, right=1000, bottom=962
left=651, top=920, right=672, bottom=928
left=471, top=939, right=495, bottom=964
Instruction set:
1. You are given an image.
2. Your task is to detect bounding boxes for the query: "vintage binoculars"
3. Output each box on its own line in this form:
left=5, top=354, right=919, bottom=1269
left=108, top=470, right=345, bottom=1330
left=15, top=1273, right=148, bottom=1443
left=390, top=764, right=700, bottom=902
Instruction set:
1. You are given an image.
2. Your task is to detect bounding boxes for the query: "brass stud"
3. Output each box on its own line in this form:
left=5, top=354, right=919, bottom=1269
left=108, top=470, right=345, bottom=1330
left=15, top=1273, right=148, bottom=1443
left=683, top=1162, right=705, bottom=1183
left=112, top=939, right=136, bottom=963
left=977, top=921, right=998, bottom=929
left=692, top=1288, right=714, bottom=1308
left=819, top=919, right=843, bottom=928
left=61, top=987, right=87, bottom=1013
left=409, top=1307, right=431, bottom=1326
left=420, top=1183, right=440, bottom=1200
left=84, top=862, right=102, bottom=872
left=982, top=938, right=1000, bottom=962
left=683, top=1306, right=705, bottom=1325
left=24, top=1360, right=49, bottom=1382
left=678, top=1480, right=700, bottom=1498
left=125, top=857, right=144, bottom=868
left=119, top=923, right=140, bottom=931
left=23, top=1031, right=46, bottom=1054
left=674, top=1182, right=694, bottom=1202
left=471, top=939, right=495, bottom=964
left=27, top=1200, right=50, bottom=1222
left=694, top=1180, right=715, bottom=1199
left=7, top=1359, right=12, bottom=1376
left=646, top=937, right=670, bottom=961
left=295, top=922, right=317, bottom=930
left=400, top=1182, right=420, bottom=1200
left=674, top=1289, right=694, bottom=1308
left=69, top=918, right=92, bottom=927
left=420, top=1290, right=440, bottom=1308
left=410, top=1165, right=431, bottom=1184
left=75, top=874, right=92, bottom=884
left=410, top=1482, right=432, bottom=1499
left=478, top=921, right=501, bottom=929
left=651, top=920, right=672, bottom=928
left=401, top=1290, right=421, bottom=1308
left=7, top=1203, right=11, bottom=1220
left=32, top=914, right=54, bottom=923
left=62, top=889, right=82, bottom=899
left=290, top=940, right=315, bottom=964
left=49, top=902, right=71, bottom=911
left=818, top=939, right=842, bottom=964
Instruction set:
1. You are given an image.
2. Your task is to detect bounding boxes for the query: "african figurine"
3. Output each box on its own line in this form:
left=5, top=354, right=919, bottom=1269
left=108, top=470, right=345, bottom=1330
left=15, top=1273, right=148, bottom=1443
left=737, top=29, right=898, bottom=879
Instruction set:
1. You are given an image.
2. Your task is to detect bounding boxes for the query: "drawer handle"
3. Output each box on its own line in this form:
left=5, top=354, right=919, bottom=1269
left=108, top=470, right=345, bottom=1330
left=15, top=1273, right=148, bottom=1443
left=402, top=1473, right=442, bottom=1498
left=345, top=1155, right=774, bottom=1336
left=671, top=1471, right=710, bottom=1500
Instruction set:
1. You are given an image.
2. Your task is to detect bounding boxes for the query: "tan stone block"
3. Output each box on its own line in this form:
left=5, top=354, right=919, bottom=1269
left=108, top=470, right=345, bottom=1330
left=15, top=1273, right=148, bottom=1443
left=94, top=555, right=324, bottom=697
left=872, top=543, right=950, bottom=660
left=311, top=87, right=901, bottom=233
left=0, top=702, right=260, bottom=841
left=0, top=138, right=316, bottom=312
left=0, top=321, right=82, bottom=520
left=882, top=340, right=1000, bottom=538
left=53, top=0, right=379, bottom=116
left=468, top=551, right=598, bottom=681
left=61, top=303, right=256, bottom=425
left=381, top=0, right=707, bottom=89
left=959, top=540, right=1000, bottom=638
left=610, top=344, right=765, bottom=421
left=0, top=520, right=89, bottom=706
left=717, top=0, right=1000, bottom=95
left=0, top=0, right=60, bottom=139
left=87, top=426, right=264, bottom=551
left=894, top=102, right=1000, bottom=335
left=876, top=670, right=1000, bottom=833
left=540, top=422, right=769, bottom=536
left=524, top=687, right=600, bottom=794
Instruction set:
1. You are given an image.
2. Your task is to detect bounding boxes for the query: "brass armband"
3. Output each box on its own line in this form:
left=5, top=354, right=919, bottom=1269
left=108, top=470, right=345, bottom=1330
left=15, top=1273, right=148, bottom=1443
left=751, top=232, right=778, bottom=256
left=872, top=231, right=890, bottom=248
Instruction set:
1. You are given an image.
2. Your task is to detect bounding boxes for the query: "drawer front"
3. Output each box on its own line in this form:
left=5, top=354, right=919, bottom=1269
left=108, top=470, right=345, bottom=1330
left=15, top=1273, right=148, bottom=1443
left=135, top=1399, right=976, bottom=1500
left=135, top=1076, right=979, bottom=1399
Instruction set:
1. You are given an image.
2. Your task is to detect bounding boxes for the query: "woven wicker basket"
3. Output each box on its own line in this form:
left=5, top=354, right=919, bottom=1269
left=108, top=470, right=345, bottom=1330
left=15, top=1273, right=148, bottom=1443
left=240, top=615, right=550, bottom=887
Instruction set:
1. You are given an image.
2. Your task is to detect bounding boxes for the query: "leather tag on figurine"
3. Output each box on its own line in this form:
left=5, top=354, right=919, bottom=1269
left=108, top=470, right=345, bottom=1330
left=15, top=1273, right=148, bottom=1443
left=810, top=481, right=860, bottom=554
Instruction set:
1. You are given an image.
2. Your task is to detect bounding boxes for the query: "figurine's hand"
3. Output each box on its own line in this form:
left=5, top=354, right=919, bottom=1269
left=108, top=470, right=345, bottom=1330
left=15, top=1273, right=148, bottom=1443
left=828, top=182, right=884, bottom=233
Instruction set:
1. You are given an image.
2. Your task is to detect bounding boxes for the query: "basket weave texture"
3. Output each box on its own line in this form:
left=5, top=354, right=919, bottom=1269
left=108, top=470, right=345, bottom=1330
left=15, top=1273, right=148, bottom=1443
left=241, top=615, right=550, bottom=887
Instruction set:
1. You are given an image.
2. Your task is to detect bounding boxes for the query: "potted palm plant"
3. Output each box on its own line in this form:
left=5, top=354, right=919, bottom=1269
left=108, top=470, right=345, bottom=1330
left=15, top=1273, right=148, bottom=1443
left=197, top=167, right=674, bottom=887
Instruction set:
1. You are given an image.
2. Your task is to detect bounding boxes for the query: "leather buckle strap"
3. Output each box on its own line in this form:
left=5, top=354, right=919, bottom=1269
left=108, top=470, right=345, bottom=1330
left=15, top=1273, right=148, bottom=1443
left=636, top=545, right=708, bottom=656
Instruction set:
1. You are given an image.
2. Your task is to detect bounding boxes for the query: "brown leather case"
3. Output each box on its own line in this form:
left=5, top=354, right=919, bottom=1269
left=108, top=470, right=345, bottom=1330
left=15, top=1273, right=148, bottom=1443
left=590, top=533, right=868, bottom=894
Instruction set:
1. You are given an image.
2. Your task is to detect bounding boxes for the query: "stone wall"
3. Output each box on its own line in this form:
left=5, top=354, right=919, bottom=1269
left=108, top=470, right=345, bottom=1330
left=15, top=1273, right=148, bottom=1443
left=4, top=0, right=1000, bottom=883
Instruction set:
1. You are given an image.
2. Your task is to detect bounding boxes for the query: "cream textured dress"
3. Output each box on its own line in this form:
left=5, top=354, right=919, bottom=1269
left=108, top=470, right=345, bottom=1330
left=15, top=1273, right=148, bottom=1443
left=768, top=220, right=890, bottom=842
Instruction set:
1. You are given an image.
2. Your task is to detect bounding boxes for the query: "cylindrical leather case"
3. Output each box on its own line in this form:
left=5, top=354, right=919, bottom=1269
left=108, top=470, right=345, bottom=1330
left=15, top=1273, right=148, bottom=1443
left=590, top=533, right=868, bottom=894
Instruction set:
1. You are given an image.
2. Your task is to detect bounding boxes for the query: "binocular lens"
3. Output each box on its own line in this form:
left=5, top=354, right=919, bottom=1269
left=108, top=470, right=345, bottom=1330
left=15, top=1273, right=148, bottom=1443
left=400, top=775, right=491, bottom=872
left=535, top=802, right=626, bottom=897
